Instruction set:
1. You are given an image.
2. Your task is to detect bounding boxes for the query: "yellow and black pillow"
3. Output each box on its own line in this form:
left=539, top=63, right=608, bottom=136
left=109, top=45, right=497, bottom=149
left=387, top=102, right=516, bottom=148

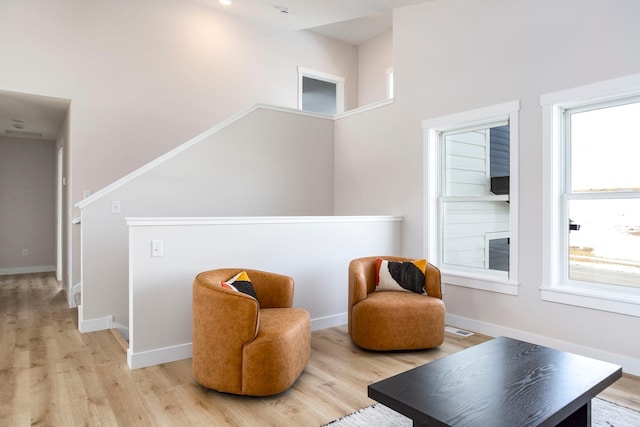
left=221, top=271, right=258, bottom=299
left=375, top=258, right=427, bottom=294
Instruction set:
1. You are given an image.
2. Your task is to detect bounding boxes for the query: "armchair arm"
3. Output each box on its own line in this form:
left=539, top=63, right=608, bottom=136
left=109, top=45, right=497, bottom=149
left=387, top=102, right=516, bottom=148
left=245, top=269, right=294, bottom=309
left=348, top=259, right=371, bottom=310
left=424, top=262, right=442, bottom=299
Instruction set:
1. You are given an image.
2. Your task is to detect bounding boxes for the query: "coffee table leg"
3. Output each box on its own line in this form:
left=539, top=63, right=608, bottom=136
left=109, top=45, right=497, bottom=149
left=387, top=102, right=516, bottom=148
left=557, top=400, right=591, bottom=427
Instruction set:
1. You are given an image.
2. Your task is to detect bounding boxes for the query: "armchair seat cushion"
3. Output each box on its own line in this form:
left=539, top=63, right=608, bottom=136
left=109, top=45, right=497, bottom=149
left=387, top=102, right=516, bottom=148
left=351, top=291, right=445, bottom=350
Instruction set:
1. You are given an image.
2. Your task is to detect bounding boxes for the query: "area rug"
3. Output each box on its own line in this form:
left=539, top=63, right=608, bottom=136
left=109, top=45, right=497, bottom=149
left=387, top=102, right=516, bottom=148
left=322, top=398, right=640, bottom=427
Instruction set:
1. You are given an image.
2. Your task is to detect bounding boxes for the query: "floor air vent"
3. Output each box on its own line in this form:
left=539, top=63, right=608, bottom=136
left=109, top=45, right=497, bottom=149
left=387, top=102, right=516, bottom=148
left=445, top=326, right=474, bottom=337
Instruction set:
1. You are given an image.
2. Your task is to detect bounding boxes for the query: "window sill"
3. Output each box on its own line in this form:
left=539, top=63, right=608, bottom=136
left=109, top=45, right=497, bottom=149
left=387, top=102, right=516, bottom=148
left=540, top=284, right=640, bottom=317
left=442, top=271, right=519, bottom=295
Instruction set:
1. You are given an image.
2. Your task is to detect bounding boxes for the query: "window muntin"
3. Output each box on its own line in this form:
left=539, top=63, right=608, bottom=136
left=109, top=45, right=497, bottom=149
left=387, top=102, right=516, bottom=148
left=564, top=99, right=640, bottom=290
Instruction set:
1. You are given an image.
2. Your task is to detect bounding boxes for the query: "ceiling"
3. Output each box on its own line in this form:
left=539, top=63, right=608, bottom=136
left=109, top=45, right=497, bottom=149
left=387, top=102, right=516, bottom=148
left=0, top=90, right=69, bottom=142
left=0, top=0, right=431, bottom=143
left=196, top=0, right=433, bottom=45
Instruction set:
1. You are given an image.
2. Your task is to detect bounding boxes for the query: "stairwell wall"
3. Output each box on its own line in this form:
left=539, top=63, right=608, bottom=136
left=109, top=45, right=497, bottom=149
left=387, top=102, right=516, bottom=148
left=79, top=107, right=334, bottom=332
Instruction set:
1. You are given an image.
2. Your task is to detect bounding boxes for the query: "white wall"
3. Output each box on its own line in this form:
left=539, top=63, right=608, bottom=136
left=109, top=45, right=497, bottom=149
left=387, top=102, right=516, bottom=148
left=0, top=0, right=358, bottom=214
left=79, top=106, right=335, bottom=331
left=334, top=0, right=640, bottom=374
left=0, top=137, right=56, bottom=274
left=358, top=31, right=393, bottom=106
left=126, top=216, right=402, bottom=369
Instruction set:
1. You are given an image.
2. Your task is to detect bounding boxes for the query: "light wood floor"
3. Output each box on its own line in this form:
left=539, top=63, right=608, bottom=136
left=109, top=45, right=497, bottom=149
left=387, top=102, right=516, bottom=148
left=1, top=273, right=638, bottom=426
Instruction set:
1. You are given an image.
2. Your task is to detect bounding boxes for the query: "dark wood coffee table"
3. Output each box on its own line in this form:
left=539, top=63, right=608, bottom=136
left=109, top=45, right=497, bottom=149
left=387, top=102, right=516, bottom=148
left=368, top=336, right=621, bottom=426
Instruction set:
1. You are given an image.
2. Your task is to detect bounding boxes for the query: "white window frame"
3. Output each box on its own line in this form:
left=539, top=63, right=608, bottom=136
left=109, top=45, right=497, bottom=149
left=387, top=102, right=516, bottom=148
left=297, top=66, right=345, bottom=115
left=541, top=73, right=640, bottom=318
left=423, top=100, right=520, bottom=295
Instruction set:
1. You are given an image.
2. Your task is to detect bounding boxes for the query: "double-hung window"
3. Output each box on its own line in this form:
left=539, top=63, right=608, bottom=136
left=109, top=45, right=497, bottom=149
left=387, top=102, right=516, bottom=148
left=423, top=101, right=520, bottom=295
left=541, top=75, right=640, bottom=317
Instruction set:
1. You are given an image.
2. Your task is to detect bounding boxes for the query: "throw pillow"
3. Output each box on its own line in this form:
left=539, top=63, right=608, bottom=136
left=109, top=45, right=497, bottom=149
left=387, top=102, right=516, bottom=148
left=375, top=258, right=427, bottom=294
left=221, top=271, right=258, bottom=299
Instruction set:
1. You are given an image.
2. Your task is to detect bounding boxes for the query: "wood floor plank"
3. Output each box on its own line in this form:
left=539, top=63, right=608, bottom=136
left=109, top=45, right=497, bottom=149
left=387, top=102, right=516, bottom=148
left=1, top=272, right=638, bottom=426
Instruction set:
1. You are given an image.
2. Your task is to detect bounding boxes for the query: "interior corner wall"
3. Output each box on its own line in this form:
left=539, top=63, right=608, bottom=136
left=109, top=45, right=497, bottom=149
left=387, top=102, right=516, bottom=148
left=0, top=137, right=56, bottom=273
left=80, top=107, right=334, bottom=328
left=358, top=31, right=393, bottom=106
left=334, top=0, right=640, bottom=371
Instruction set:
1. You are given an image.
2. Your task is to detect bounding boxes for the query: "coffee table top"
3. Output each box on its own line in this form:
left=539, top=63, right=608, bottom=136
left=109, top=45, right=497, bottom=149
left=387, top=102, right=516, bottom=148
left=368, top=336, right=622, bottom=427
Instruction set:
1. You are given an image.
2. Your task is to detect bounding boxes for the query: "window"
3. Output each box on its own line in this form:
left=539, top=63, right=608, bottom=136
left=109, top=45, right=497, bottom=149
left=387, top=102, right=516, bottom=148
left=297, top=67, right=345, bottom=115
left=423, top=101, right=520, bottom=295
left=541, top=74, right=640, bottom=317
left=386, top=67, right=394, bottom=99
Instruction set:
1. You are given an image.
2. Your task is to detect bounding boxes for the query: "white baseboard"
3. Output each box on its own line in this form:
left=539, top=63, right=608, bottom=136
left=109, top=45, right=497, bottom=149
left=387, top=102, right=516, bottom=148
left=78, top=305, right=113, bottom=333
left=311, top=312, right=347, bottom=331
left=128, top=343, right=192, bottom=370
left=112, top=322, right=130, bottom=341
left=0, top=265, right=56, bottom=275
left=125, top=314, right=346, bottom=370
left=446, top=313, right=640, bottom=376
left=66, top=282, right=81, bottom=308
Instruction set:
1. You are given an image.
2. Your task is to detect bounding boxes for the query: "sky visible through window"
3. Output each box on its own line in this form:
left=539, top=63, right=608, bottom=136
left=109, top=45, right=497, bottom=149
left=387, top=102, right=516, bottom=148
left=568, top=102, right=640, bottom=287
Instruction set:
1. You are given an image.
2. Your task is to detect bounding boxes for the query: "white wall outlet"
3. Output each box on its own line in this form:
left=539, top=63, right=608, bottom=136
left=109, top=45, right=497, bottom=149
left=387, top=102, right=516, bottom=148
left=22, top=249, right=28, bottom=256
left=111, top=200, right=121, bottom=214
left=83, top=190, right=92, bottom=199
left=151, top=240, right=163, bottom=257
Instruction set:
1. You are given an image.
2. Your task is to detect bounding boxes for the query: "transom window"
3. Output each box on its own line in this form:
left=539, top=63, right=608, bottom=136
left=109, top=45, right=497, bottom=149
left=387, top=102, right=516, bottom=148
left=423, top=101, right=520, bottom=295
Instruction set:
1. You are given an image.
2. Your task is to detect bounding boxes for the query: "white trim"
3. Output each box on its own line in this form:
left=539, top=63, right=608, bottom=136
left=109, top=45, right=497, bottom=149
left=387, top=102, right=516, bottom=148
left=422, top=100, right=520, bottom=131
left=56, top=145, right=64, bottom=282
left=541, top=74, right=640, bottom=315
left=111, top=322, right=129, bottom=342
left=76, top=104, right=331, bottom=210
left=126, top=313, right=345, bottom=370
left=422, top=101, right=520, bottom=295
left=311, top=313, right=347, bottom=332
left=79, top=310, right=113, bottom=333
left=335, top=98, right=394, bottom=119
left=443, top=273, right=519, bottom=296
left=128, top=343, right=192, bottom=370
left=297, top=66, right=345, bottom=114
left=126, top=215, right=402, bottom=227
left=0, top=265, right=55, bottom=275
left=540, top=73, right=640, bottom=107
left=68, top=282, right=81, bottom=308
left=446, top=313, right=639, bottom=376
left=540, top=285, right=640, bottom=318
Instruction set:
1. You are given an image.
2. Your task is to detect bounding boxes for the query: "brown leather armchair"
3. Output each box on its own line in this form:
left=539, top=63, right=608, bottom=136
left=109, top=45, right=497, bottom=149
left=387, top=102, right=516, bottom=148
left=192, top=268, right=310, bottom=396
left=348, top=256, right=445, bottom=351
